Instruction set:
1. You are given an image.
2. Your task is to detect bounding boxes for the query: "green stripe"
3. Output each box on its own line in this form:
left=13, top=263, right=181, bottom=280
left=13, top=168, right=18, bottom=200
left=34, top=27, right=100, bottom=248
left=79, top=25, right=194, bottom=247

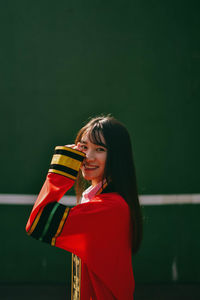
left=39, top=202, right=60, bottom=241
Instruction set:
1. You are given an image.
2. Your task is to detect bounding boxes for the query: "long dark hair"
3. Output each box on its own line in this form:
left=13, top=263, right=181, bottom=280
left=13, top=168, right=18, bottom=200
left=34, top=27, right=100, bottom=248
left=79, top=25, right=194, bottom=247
left=75, top=115, right=143, bottom=254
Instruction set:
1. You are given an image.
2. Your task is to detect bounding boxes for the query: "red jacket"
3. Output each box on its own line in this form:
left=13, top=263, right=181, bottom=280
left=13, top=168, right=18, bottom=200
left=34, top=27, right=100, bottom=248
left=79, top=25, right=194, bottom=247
left=26, top=146, right=134, bottom=299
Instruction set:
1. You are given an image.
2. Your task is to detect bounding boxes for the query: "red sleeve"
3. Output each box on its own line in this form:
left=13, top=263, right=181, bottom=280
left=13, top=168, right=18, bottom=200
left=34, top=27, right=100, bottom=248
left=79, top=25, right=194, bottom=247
left=25, top=146, right=86, bottom=245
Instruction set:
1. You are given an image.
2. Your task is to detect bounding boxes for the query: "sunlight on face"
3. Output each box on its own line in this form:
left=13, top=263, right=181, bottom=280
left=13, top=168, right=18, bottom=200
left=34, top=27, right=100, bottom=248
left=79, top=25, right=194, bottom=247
left=79, top=133, right=107, bottom=186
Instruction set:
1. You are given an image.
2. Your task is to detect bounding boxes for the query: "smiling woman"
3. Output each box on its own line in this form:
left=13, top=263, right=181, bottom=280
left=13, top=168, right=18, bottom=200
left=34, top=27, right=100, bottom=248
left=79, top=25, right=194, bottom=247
left=26, top=115, right=143, bottom=300
left=78, top=133, right=107, bottom=186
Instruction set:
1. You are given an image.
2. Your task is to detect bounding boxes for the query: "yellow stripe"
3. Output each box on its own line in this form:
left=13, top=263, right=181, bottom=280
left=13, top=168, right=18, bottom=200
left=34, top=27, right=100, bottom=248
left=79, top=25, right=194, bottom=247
left=71, top=254, right=81, bottom=300
left=71, top=254, right=74, bottom=300
left=50, top=154, right=82, bottom=171
left=79, top=256, right=81, bottom=300
left=51, top=207, right=70, bottom=246
left=55, top=146, right=85, bottom=157
left=48, top=169, right=76, bottom=180
left=28, top=207, right=44, bottom=235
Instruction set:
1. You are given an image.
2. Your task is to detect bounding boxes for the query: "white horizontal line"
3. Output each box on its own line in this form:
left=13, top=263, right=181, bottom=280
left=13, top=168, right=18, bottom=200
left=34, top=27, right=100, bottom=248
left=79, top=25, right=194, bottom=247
left=139, top=194, right=200, bottom=205
left=0, top=194, right=200, bottom=205
left=0, top=194, right=76, bottom=206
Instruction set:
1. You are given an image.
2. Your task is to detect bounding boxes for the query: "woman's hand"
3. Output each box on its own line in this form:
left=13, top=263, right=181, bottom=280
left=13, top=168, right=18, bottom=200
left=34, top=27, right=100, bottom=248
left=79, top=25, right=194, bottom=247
left=64, top=144, right=76, bottom=149
left=64, top=143, right=82, bottom=152
left=64, top=144, right=85, bottom=168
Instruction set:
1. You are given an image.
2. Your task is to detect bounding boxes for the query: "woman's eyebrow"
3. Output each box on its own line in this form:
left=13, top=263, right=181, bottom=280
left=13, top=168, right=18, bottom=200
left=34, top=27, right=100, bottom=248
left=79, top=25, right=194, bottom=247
left=96, top=143, right=107, bottom=148
left=80, top=139, right=107, bottom=148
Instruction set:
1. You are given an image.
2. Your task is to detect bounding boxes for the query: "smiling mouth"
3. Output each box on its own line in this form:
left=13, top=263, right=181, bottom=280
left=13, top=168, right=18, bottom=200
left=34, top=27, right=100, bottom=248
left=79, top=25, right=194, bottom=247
left=83, top=164, right=98, bottom=170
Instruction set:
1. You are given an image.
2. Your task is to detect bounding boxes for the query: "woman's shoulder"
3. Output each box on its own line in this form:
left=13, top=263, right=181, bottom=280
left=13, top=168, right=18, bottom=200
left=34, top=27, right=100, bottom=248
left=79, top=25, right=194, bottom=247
left=73, top=184, right=129, bottom=215
left=92, top=191, right=129, bottom=211
left=98, top=183, right=128, bottom=208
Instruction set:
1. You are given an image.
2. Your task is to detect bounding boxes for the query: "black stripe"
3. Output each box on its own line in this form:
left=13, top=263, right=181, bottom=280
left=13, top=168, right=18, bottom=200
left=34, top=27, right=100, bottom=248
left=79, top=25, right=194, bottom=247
left=42, top=204, right=69, bottom=244
left=31, top=202, right=57, bottom=240
left=50, top=164, right=78, bottom=177
left=54, top=149, right=84, bottom=162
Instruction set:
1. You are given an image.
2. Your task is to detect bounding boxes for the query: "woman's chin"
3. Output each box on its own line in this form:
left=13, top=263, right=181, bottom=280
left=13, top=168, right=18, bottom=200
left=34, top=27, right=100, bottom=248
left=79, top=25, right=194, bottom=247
left=82, top=174, right=100, bottom=185
left=82, top=173, right=93, bottom=181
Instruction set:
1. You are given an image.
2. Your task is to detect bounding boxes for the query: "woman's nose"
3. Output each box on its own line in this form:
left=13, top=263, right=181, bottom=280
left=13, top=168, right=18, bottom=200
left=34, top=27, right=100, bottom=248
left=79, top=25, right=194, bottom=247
left=85, top=149, right=95, bottom=161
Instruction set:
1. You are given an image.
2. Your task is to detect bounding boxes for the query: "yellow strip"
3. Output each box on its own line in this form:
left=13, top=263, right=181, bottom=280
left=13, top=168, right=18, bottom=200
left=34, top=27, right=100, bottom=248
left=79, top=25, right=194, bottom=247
left=28, top=207, right=44, bottom=235
left=48, top=169, right=76, bottom=180
left=51, top=207, right=70, bottom=246
left=71, top=254, right=74, bottom=300
left=79, top=257, right=81, bottom=300
left=50, top=154, right=82, bottom=171
left=71, top=254, right=81, bottom=300
left=55, top=146, right=85, bottom=157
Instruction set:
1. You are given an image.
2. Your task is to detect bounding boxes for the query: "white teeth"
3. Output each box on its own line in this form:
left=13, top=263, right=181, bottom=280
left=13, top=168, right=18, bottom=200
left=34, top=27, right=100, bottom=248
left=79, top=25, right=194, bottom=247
left=85, top=165, right=97, bottom=169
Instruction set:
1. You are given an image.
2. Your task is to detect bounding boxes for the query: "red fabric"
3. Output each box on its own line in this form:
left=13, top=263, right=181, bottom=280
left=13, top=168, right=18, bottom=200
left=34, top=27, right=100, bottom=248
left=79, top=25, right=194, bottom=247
left=26, top=173, right=134, bottom=299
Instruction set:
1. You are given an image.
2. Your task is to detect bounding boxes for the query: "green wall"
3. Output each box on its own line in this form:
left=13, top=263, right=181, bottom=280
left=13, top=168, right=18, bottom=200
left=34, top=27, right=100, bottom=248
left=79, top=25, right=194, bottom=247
left=1, top=0, right=200, bottom=195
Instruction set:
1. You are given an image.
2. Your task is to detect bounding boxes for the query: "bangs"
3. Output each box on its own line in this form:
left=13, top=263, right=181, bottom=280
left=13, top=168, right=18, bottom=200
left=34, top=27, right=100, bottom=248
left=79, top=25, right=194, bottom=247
left=86, top=125, right=107, bottom=148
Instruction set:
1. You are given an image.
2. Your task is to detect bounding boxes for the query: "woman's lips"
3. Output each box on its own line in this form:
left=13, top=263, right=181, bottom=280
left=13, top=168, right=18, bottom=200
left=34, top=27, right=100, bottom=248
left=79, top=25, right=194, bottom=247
left=83, top=164, right=98, bottom=170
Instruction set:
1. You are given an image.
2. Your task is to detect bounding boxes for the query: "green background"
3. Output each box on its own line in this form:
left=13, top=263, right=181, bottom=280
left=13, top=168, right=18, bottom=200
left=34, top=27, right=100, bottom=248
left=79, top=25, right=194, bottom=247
left=1, top=0, right=199, bottom=195
left=0, top=0, right=200, bottom=290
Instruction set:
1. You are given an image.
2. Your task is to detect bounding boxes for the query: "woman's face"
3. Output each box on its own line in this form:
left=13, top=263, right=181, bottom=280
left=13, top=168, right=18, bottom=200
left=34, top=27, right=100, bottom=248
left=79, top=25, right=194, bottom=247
left=78, top=132, right=107, bottom=186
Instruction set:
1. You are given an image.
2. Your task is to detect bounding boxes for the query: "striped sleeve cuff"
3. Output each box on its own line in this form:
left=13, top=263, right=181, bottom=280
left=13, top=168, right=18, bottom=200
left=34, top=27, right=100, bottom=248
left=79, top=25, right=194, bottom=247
left=27, top=202, right=70, bottom=246
left=48, top=146, right=86, bottom=180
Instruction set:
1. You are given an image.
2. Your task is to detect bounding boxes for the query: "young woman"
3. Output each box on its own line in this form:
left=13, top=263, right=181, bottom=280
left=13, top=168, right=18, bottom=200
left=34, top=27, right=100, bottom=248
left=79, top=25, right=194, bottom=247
left=26, top=115, right=143, bottom=300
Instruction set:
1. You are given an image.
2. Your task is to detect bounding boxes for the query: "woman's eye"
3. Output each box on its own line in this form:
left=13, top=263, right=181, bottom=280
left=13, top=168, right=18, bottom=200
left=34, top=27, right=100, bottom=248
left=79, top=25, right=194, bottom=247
left=96, top=147, right=105, bottom=152
left=80, top=144, right=87, bottom=150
